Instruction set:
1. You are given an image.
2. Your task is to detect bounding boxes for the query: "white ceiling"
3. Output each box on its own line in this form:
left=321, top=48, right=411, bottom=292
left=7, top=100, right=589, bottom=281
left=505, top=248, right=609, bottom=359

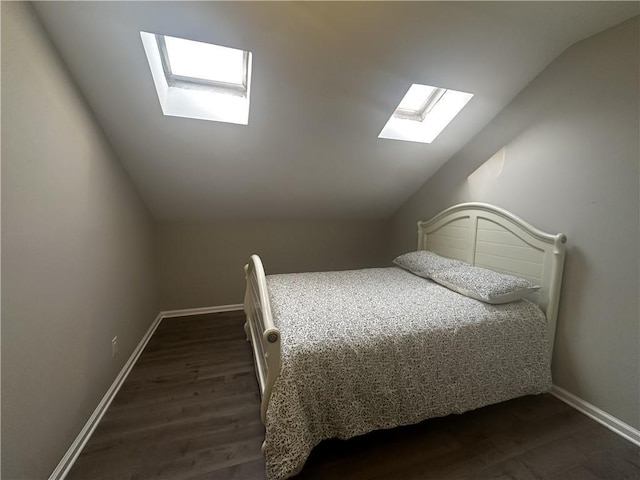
left=33, top=1, right=638, bottom=221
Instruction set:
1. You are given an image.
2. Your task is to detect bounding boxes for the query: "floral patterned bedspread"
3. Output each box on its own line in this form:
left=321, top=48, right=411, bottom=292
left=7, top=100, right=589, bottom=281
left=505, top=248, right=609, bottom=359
left=264, top=267, right=551, bottom=480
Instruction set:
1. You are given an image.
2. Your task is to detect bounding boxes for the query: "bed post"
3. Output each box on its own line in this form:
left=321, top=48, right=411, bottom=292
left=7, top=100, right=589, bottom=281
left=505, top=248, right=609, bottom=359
left=545, top=233, right=567, bottom=359
left=244, top=255, right=282, bottom=424
left=243, top=264, right=251, bottom=342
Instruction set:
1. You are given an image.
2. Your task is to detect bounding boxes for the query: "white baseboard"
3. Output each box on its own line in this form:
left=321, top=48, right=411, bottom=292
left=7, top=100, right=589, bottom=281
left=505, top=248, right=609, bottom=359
left=551, top=385, right=640, bottom=447
left=49, top=312, right=164, bottom=480
left=49, top=303, right=245, bottom=479
left=160, top=304, right=244, bottom=319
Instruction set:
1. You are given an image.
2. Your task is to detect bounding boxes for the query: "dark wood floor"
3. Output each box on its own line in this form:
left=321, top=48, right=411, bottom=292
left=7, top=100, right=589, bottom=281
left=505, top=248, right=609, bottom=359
left=69, top=311, right=639, bottom=480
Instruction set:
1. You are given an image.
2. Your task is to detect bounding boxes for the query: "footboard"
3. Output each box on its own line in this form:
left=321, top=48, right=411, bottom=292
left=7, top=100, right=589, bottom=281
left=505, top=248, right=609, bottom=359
left=244, top=254, right=281, bottom=424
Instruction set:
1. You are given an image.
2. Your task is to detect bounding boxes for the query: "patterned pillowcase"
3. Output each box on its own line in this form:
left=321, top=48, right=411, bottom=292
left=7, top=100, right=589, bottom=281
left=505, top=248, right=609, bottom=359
left=430, top=265, right=540, bottom=304
left=393, top=250, right=467, bottom=279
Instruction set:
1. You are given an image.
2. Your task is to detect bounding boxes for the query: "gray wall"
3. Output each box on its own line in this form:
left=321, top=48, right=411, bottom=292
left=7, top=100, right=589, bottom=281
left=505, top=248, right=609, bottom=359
left=1, top=3, right=160, bottom=478
left=390, top=17, right=639, bottom=429
left=158, top=220, right=390, bottom=310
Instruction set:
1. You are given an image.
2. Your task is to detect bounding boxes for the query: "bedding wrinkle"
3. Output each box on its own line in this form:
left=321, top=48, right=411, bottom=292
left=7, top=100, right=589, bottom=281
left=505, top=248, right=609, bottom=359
left=264, top=268, right=551, bottom=480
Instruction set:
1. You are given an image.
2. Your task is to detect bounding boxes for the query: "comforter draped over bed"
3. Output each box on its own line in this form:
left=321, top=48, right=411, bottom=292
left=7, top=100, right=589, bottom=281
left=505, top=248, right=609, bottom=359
left=264, top=267, right=551, bottom=480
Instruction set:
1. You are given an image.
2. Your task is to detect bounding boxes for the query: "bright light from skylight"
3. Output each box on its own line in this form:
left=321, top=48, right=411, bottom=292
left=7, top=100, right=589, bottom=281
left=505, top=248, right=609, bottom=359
left=379, top=83, right=473, bottom=144
left=397, top=84, right=436, bottom=110
left=140, top=32, right=252, bottom=125
left=164, top=35, right=245, bottom=86
left=398, top=83, right=439, bottom=110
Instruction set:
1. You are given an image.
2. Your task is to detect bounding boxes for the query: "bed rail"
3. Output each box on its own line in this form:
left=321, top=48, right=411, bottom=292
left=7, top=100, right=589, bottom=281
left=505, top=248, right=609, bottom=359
left=244, top=254, right=281, bottom=424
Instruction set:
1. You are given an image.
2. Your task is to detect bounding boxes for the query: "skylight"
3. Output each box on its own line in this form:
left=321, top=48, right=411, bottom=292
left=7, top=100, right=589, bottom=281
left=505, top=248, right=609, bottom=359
left=379, top=84, right=473, bottom=144
left=140, top=32, right=252, bottom=125
left=394, top=84, right=446, bottom=121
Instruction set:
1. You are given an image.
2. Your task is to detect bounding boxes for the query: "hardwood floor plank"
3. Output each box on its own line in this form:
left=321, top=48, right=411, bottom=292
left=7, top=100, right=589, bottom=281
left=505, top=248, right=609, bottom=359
left=184, top=458, right=266, bottom=480
left=545, top=465, right=601, bottom=480
left=68, top=311, right=640, bottom=480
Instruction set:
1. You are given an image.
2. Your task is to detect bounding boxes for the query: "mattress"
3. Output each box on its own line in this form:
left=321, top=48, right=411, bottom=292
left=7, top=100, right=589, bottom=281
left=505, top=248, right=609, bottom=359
left=264, top=267, right=551, bottom=480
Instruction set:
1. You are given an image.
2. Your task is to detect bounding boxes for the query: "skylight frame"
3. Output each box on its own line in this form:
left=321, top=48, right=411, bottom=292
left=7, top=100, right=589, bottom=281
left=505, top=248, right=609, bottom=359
left=393, top=87, right=446, bottom=122
left=379, top=83, right=473, bottom=144
left=155, top=34, right=249, bottom=97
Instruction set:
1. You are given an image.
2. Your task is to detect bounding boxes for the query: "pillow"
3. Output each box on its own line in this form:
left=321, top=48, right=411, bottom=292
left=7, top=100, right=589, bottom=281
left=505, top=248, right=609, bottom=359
left=430, top=265, right=540, bottom=304
left=393, top=250, right=467, bottom=279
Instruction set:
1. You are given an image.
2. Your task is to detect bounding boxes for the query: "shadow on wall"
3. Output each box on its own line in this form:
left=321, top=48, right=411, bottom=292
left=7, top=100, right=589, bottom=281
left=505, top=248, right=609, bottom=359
left=467, top=147, right=506, bottom=198
left=390, top=107, right=545, bottom=249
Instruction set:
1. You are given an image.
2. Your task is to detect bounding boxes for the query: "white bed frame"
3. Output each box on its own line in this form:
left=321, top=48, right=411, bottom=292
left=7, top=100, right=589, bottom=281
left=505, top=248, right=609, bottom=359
left=244, top=202, right=567, bottom=424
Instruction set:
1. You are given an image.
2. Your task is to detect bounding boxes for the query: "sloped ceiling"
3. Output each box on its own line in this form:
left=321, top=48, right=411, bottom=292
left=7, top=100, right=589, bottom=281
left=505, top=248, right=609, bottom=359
left=33, top=1, right=638, bottom=220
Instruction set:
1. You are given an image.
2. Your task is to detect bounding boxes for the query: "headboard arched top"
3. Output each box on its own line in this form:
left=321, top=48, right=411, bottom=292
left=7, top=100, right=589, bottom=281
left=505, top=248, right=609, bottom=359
left=418, top=203, right=566, bottom=354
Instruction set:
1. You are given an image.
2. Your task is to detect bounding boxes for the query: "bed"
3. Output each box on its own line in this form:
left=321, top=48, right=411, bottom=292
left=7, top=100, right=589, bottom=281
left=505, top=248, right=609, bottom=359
left=243, top=202, right=567, bottom=480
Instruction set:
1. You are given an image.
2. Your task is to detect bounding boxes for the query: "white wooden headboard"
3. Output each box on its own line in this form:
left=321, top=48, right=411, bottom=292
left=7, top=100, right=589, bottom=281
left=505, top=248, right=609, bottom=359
left=418, top=203, right=567, bottom=354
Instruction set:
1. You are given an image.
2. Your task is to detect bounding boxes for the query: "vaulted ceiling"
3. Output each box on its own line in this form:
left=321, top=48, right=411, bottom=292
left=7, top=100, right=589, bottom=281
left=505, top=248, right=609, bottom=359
left=33, top=1, right=638, bottom=220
